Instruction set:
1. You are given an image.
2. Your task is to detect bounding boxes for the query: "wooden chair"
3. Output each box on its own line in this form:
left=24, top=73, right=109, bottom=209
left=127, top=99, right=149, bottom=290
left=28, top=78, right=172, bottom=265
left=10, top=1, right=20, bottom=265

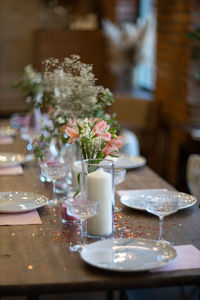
left=109, top=95, right=158, bottom=167
left=186, top=154, right=200, bottom=205
left=120, top=128, right=140, bottom=157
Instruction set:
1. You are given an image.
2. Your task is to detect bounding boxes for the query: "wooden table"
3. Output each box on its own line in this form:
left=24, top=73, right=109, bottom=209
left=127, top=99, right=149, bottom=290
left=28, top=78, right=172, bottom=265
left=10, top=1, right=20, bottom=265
left=0, top=130, right=200, bottom=298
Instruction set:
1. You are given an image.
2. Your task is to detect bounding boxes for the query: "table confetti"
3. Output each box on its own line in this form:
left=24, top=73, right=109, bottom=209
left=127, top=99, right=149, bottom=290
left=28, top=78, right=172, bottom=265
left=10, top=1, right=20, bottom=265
left=46, top=201, right=177, bottom=248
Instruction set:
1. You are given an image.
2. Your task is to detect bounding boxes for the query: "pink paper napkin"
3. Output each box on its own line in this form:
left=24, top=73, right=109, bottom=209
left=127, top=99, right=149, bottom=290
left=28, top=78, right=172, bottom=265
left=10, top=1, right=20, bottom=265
left=0, top=210, right=42, bottom=225
left=152, top=245, right=200, bottom=272
left=0, top=165, right=23, bottom=175
left=0, top=137, right=14, bottom=144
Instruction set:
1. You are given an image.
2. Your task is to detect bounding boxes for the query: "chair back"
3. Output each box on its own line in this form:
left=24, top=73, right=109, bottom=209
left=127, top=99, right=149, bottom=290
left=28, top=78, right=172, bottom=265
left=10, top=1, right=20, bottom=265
left=120, top=128, right=140, bottom=157
left=186, top=154, right=200, bottom=204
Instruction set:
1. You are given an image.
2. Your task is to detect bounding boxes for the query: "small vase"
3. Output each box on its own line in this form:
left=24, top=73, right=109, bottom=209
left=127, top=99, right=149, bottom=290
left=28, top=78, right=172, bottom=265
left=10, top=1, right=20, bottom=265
left=82, top=159, right=114, bottom=238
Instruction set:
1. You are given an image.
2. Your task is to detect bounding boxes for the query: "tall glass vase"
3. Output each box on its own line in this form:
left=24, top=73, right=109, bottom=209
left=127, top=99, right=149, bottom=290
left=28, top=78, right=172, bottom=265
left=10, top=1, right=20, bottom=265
left=82, top=159, right=114, bottom=238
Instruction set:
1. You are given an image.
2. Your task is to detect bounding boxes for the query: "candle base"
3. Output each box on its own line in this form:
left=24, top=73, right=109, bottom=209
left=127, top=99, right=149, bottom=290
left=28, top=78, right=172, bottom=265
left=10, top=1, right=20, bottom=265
left=86, top=231, right=113, bottom=239
left=61, top=201, right=77, bottom=225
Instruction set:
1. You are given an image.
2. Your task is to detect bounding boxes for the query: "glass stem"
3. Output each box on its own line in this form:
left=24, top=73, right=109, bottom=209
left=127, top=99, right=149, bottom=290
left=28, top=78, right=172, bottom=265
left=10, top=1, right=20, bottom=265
left=80, top=219, right=85, bottom=247
left=159, top=216, right=164, bottom=241
left=114, top=191, right=116, bottom=207
left=53, top=179, right=57, bottom=194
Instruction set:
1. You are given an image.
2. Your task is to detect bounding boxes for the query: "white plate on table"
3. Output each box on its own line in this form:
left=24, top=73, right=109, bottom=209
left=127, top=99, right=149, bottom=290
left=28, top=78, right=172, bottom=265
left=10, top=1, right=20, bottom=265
left=0, top=126, right=16, bottom=138
left=110, top=154, right=146, bottom=169
left=81, top=238, right=177, bottom=272
left=0, top=152, right=33, bottom=167
left=0, top=191, right=48, bottom=213
left=120, top=189, right=197, bottom=211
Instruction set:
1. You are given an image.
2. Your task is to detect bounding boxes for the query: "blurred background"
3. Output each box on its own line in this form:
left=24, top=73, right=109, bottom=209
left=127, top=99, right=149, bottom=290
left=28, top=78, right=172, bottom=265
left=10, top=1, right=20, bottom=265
left=0, top=0, right=200, bottom=192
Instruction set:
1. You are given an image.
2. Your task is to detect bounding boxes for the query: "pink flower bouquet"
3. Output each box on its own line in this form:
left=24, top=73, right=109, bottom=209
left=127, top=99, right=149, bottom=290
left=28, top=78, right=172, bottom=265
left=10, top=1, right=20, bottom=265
left=61, top=118, right=123, bottom=160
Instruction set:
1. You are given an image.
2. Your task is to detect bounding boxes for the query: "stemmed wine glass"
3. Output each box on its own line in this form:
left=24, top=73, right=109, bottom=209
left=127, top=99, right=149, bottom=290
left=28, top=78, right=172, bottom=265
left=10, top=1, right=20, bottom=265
left=66, top=196, right=99, bottom=252
left=114, top=168, right=126, bottom=212
left=20, top=127, right=40, bottom=152
left=40, top=162, right=67, bottom=206
left=146, top=194, right=178, bottom=243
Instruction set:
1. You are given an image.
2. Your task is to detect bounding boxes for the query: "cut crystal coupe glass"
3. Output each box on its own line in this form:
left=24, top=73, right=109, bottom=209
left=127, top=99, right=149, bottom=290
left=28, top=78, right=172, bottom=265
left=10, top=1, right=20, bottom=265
left=146, top=194, right=178, bottom=243
left=40, top=162, right=67, bottom=206
left=66, top=196, right=99, bottom=252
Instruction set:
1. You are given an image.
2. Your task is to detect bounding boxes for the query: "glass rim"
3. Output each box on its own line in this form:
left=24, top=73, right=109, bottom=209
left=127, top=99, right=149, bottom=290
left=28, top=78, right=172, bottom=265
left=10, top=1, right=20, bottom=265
left=114, top=167, right=126, bottom=172
left=82, top=158, right=114, bottom=164
left=40, top=161, right=66, bottom=166
left=146, top=195, right=179, bottom=201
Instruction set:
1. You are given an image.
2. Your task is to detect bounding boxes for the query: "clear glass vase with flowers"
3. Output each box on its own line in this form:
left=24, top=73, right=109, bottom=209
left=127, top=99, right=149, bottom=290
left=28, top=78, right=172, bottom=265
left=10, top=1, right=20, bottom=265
left=32, top=55, right=118, bottom=186
left=61, top=117, right=123, bottom=237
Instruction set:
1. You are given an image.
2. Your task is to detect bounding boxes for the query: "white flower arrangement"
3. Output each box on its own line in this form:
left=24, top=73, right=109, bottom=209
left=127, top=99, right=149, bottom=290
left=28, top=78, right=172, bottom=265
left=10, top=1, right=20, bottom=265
left=42, top=54, right=114, bottom=121
left=33, top=55, right=118, bottom=161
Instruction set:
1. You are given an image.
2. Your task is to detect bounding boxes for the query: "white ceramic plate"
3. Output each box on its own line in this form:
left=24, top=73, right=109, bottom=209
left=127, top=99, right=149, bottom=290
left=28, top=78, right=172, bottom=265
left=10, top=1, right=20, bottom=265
left=0, top=191, right=48, bottom=213
left=81, top=238, right=177, bottom=272
left=120, top=189, right=197, bottom=211
left=0, top=126, right=16, bottom=138
left=0, top=152, right=32, bottom=167
left=110, top=154, right=146, bottom=169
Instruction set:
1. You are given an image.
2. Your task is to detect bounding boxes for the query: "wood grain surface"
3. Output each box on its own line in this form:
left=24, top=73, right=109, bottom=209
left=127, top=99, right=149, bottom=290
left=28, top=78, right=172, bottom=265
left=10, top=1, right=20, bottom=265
left=0, top=127, right=199, bottom=296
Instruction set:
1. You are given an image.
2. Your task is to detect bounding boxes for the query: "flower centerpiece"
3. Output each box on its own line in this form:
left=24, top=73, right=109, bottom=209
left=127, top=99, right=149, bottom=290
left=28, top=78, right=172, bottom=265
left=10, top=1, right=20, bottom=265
left=61, top=118, right=123, bottom=159
left=11, top=64, right=47, bottom=133
left=33, top=54, right=118, bottom=162
left=41, top=54, right=116, bottom=126
left=12, top=64, right=44, bottom=110
left=61, top=117, right=122, bottom=197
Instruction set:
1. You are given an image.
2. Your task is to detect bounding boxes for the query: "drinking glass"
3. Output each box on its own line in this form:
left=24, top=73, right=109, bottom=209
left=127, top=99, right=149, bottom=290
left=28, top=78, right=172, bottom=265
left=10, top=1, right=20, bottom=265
left=66, top=196, right=99, bottom=252
left=114, top=168, right=126, bottom=212
left=60, top=196, right=77, bottom=225
left=146, top=194, right=178, bottom=243
left=40, top=162, right=67, bottom=206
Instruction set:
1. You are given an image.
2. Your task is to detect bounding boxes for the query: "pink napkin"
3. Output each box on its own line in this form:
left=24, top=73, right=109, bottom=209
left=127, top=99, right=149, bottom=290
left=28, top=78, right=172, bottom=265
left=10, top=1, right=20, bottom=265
left=0, top=137, right=14, bottom=144
left=0, top=165, right=23, bottom=175
left=152, top=245, right=200, bottom=272
left=0, top=210, right=42, bottom=225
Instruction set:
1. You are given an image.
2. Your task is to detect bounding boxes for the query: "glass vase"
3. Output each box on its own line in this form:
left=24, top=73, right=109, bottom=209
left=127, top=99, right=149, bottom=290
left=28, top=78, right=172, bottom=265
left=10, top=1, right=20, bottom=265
left=82, top=159, right=114, bottom=238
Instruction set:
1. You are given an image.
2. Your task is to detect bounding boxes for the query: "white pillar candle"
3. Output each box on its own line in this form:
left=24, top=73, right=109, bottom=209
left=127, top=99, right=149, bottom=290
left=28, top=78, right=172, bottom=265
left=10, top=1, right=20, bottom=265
left=86, top=168, right=113, bottom=236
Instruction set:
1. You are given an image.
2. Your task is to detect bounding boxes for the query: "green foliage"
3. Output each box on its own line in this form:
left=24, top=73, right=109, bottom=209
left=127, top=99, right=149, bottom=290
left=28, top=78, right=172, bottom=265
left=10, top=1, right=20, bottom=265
left=12, top=65, right=44, bottom=111
left=33, top=134, right=51, bottom=162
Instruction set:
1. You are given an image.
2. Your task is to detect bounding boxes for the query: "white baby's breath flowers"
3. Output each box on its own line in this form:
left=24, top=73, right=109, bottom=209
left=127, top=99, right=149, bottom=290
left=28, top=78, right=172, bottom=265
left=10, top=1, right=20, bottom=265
left=43, top=54, right=107, bottom=120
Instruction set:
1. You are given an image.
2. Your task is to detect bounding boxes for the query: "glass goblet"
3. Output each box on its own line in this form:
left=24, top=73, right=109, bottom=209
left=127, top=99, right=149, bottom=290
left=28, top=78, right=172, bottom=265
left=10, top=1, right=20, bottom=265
left=40, top=162, right=67, bottom=206
left=146, top=194, right=178, bottom=243
left=66, top=196, right=99, bottom=252
left=114, top=168, right=126, bottom=212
